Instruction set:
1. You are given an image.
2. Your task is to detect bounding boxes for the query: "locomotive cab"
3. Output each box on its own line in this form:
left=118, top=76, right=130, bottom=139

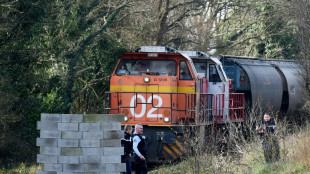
left=179, top=51, right=244, bottom=123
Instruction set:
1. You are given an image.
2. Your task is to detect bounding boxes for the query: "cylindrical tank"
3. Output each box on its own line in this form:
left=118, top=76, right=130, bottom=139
left=220, top=55, right=304, bottom=116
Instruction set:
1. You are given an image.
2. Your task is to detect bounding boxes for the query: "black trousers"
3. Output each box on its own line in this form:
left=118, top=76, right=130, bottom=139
left=135, top=157, right=147, bottom=174
left=121, top=155, right=132, bottom=174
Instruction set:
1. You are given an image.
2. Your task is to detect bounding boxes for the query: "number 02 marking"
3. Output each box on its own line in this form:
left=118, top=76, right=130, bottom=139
left=130, top=95, right=163, bottom=118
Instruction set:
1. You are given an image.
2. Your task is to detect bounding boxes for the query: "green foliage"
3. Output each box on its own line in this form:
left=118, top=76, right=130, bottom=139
left=70, top=37, right=126, bottom=113
left=216, top=0, right=298, bottom=59
left=0, top=0, right=54, bottom=164
left=0, top=0, right=127, bottom=164
left=0, top=163, right=41, bottom=174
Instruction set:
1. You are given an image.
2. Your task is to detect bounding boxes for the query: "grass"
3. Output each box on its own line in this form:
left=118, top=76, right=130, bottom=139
left=0, top=163, right=41, bottom=174
left=252, top=162, right=309, bottom=174
left=150, top=122, right=310, bottom=174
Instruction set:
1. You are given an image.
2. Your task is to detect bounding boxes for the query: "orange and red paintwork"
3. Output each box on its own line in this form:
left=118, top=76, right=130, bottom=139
left=109, top=52, right=196, bottom=125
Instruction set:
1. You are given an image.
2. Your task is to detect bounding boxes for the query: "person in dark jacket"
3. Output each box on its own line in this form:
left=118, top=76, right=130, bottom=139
left=121, top=124, right=133, bottom=174
left=133, top=124, right=147, bottom=174
left=256, top=113, right=280, bottom=163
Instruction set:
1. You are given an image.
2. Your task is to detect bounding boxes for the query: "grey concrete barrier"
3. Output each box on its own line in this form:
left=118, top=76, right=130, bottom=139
left=37, top=113, right=125, bottom=174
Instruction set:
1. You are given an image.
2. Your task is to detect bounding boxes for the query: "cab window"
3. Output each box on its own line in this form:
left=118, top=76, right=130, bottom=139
left=116, top=59, right=176, bottom=76
left=209, top=64, right=221, bottom=82
left=194, top=62, right=207, bottom=78
left=179, top=61, right=193, bottom=80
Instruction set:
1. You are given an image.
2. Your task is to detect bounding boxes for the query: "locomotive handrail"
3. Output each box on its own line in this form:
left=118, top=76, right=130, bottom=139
left=187, top=93, right=224, bottom=124
left=229, top=93, right=245, bottom=121
left=187, top=92, right=245, bottom=124
left=104, top=91, right=189, bottom=124
left=104, top=91, right=245, bottom=124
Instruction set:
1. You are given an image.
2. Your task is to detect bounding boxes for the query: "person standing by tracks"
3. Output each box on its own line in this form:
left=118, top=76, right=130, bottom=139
left=133, top=124, right=147, bottom=174
left=121, top=124, right=133, bottom=174
left=256, top=113, right=280, bottom=163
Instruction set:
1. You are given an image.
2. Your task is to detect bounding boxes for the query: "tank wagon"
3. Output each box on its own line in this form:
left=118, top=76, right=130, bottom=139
left=104, top=46, right=303, bottom=163
left=219, top=55, right=304, bottom=116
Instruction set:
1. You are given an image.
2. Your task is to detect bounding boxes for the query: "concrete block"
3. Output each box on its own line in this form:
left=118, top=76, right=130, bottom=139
left=101, top=156, right=121, bottom=164
left=83, top=114, right=124, bottom=123
left=36, top=171, right=57, bottom=174
left=41, top=113, right=62, bottom=122
left=79, top=155, right=101, bottom=163
left=71, top=114, right=83, bottom=122
left=37, top=121, right=58, bottom=131
left=40, top=147, right=60, bottom=155
left=100, top=139, right=121, bottom=147
left=60, top=147, right=82, bottom=156
left=63, top=164, right=84, bottom=172
left=83, top=114, right=105, bottom=122
left=80, top=140, right=100, bottom=147
left=61, top=114, right=71, bottom=123
left=79, top=123, right=100, bottom=131
left=101, top=122, right=121, bottom=130
left=102, top=130, right=122, bottom=139
left=58, top=156, right=79, bottom=164
left=58, top=139, right=79, bottom=147
left=37, top=113, right=124, bottom=174
left=43, top=163, right=62, bottom=172
left=102, top=147, right=123, bottom=156
left=62, top=114, right=83, bottom=123
left=37, top=154, right=58, bottom=164
left=61, top=131, right=82, bottom=139
left=58, top=173, right=97, bottom=174
left=36, top=138, right=58, bottom=147
left=105, top=163, right=126, bottom=172
left=84, top=164, right=106, bottom=172
left=83, top=131, right=103, bottom=139
left=58, top=123, right=78, bottom=131
left=101, top=114, right=124, bottom=123
left=82, top=148, right=102, bottom=156
left=40, top=130, right=61, bottom=138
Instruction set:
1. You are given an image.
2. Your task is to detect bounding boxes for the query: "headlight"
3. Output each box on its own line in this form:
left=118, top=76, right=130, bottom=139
left=144, top=76, right=150, bottom=83
left=124, top=116, right=129, bottom=122
left=163, top=116, right=170, bottom=123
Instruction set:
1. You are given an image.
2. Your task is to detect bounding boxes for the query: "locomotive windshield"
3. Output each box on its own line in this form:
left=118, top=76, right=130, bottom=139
left=194, top=62, right=207, bottom=78
left=116, top=59, right=176, bottom=76
left=209, top=64, right=222, bottom=82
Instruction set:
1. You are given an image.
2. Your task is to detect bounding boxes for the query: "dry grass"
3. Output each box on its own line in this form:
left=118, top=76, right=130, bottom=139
left=285, top=124, right=310, bottom=166
left=234, top=121, right=310, bottom=174
left=150, top=121, right=310, bottom=174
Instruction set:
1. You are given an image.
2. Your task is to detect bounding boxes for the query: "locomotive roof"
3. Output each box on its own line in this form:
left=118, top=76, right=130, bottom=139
left=131, top=46, right=223, bottom=66
left=220, top=55, right=296, bottom=63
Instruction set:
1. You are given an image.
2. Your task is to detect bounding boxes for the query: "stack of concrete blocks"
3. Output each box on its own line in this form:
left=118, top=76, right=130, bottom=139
left=36, top=114, right=125, bottom=174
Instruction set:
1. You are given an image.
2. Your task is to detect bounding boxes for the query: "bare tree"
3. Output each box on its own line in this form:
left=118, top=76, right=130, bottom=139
left=109, top=0, right=208, bottom=49
left=271, top=0, right=310, bottom=114
left=289, top=0, right=310, bottom=98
